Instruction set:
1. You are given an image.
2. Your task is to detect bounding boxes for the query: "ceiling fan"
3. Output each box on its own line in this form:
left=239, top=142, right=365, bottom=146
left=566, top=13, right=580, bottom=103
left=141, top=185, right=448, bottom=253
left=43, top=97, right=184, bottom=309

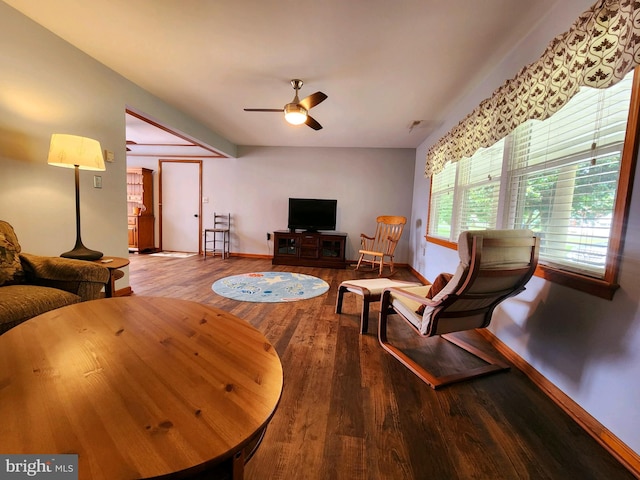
left=244, top=79, right=327, bottom=130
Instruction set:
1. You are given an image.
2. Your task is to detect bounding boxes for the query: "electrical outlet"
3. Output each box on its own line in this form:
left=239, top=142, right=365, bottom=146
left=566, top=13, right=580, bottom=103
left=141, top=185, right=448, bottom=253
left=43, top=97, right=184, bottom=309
left=267, top=232, right=271, bottom=240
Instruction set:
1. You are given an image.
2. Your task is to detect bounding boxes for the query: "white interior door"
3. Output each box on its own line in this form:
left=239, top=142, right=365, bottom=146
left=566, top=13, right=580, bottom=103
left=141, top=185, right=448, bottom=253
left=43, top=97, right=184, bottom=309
left=160, top=161, right=201, bottom=252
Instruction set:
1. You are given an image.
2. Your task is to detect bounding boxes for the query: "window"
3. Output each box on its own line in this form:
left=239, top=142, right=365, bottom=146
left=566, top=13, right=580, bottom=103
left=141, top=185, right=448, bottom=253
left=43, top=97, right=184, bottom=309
left=427, top=69, right=639, bottom=299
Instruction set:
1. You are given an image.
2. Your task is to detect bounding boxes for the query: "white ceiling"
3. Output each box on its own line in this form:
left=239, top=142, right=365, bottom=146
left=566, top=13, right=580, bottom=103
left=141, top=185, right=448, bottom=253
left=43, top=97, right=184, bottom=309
left=5, top=0, right=561, bottom=153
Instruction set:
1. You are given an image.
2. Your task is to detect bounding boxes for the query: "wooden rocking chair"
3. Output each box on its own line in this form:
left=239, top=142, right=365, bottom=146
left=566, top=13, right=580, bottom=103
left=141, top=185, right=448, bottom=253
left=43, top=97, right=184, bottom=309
left=379, top=229, right=539, bottom=389
left=356, top=215, right=406, bottom=276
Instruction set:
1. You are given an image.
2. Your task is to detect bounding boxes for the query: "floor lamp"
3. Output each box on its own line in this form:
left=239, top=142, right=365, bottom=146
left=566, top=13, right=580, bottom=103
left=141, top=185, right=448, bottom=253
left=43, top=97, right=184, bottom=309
left=48, top=134, right=105, bottom=261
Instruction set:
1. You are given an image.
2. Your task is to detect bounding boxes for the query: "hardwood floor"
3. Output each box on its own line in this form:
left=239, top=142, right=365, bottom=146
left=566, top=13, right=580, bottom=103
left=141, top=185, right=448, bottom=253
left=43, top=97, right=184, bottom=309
left=127, top=253, right=635, bottom=480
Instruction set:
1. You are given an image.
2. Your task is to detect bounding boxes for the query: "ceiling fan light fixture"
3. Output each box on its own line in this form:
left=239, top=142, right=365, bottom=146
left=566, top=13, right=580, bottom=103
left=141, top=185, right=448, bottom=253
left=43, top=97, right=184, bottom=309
left=245, top=78, right=325, bottom=130
left=284, top=103, right=308, bottom=125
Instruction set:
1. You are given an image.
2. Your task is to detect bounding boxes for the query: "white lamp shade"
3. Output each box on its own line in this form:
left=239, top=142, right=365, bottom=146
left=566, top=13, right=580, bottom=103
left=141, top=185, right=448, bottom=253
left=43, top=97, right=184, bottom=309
left=47, top=134, right=105, bottom=171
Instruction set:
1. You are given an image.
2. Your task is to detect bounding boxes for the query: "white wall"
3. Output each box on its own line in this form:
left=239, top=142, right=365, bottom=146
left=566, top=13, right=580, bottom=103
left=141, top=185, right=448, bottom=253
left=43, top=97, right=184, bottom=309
left=410, top=0, right=640, bottom=457
left=128, top=145, right=416, bottom=262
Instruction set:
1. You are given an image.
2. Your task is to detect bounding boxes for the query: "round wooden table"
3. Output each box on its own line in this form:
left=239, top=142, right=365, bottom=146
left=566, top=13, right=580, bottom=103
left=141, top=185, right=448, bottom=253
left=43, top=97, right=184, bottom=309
left=0, top=297, right=283, bottom=479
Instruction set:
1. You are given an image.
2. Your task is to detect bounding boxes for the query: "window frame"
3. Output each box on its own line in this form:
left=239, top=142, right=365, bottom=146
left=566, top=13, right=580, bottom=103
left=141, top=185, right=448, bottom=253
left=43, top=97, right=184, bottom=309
left=425, top=67, right=640, bottom=300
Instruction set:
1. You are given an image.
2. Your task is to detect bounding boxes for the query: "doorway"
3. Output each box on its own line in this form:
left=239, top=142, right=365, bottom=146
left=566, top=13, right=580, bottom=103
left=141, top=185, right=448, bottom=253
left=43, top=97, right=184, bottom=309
left=125, top=108, right=228, bottom=257
left=159, top=160, right=202, bottom=253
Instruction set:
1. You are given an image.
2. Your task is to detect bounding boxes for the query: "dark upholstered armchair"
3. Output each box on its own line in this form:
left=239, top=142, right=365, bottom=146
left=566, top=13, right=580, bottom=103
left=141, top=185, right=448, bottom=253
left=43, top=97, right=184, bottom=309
left=0, top=220, right=110, bottom=334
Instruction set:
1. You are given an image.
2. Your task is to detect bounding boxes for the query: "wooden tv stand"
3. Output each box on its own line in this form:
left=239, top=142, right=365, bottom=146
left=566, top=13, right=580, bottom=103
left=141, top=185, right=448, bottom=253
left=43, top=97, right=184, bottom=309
left=272, top=230, right=347, bottom=268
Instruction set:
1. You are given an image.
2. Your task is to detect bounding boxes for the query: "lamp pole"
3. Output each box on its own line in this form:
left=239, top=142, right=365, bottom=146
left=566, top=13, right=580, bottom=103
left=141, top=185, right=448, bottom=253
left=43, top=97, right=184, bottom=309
left=60, top=164, right=103, bottom=260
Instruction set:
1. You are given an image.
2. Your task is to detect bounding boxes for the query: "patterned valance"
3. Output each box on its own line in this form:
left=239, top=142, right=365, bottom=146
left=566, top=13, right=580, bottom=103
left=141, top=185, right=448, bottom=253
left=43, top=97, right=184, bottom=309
left=425, top=0, right=640, bottom=178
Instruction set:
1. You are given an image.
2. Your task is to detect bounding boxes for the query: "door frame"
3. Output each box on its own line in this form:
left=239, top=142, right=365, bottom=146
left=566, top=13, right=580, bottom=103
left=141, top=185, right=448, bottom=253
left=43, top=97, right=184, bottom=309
left=158, top=159, right=203, bottom=253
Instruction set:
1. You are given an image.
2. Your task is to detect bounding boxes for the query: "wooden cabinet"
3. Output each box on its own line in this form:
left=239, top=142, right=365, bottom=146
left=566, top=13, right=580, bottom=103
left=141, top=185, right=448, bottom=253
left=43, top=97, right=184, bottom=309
left=127, top=168, right=155, bottom=252
left=128, top=215, right=154, bottom=252
left=272, top=230, right=347, bottom=268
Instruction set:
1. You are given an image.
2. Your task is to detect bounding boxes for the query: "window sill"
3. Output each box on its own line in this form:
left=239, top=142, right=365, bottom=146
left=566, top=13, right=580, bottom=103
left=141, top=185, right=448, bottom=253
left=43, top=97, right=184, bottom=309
left=425, top=235, right=619, bottom=300
left=535, top=264, right=619, bottom=300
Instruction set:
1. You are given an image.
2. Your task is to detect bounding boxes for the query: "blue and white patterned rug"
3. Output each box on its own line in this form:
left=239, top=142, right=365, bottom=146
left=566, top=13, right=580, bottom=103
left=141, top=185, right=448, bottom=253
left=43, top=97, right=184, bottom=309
left=212, top=272, right=330, bottom=303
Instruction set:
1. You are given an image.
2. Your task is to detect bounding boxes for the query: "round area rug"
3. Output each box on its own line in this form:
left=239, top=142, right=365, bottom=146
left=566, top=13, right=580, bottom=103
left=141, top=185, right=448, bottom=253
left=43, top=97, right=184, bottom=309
left=212, top=272, right=330, bottom=303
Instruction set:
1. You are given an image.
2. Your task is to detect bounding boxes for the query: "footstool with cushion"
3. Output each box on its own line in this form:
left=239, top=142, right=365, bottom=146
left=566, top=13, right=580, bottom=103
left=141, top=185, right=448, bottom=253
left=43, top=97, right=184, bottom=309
left=336, top=278, right=421, bottom=333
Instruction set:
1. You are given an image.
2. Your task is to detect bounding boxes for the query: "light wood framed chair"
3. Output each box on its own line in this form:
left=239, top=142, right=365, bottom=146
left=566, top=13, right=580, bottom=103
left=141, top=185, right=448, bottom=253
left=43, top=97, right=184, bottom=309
left=378, top=229, right=539, bottom=389
left=356, top=215, right=406, bottom=276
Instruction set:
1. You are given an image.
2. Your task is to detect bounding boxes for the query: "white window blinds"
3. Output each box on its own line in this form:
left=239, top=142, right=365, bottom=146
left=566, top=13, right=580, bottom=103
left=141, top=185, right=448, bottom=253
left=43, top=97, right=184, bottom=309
left=428, top=161, right=457, bottom=240
left=506, top=72, right=633, bottom=277
left=456, top=139, right=504, bottom=237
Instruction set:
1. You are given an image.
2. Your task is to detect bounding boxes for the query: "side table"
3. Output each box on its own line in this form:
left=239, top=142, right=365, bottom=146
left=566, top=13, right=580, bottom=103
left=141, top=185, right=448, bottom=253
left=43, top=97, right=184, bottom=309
left=94, top=256, right=130, bottom=297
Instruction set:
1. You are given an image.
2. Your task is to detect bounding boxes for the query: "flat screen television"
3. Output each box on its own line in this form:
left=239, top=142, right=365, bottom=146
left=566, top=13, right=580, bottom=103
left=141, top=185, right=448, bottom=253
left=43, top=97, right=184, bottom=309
left=288, top=198, right=337, bottom=232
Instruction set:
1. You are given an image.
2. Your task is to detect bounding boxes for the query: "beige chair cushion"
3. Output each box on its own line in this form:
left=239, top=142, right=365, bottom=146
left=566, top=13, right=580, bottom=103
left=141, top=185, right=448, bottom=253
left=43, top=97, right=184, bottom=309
left=456, top=229, right=536, bottom=269
left=389, top=285, right=432, bottom=331
left=342, top=278, right=421, bottom=296
left=420, top=229, right=534, bottom=334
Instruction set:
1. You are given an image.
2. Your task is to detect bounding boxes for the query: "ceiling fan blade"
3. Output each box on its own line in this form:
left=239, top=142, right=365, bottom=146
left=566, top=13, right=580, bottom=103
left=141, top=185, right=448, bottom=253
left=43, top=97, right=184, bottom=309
left=243, top=108, right=283, bottom=112
left=305, top=115, right=323, bottom=130
left=299, top=92, right=327, bottom=111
